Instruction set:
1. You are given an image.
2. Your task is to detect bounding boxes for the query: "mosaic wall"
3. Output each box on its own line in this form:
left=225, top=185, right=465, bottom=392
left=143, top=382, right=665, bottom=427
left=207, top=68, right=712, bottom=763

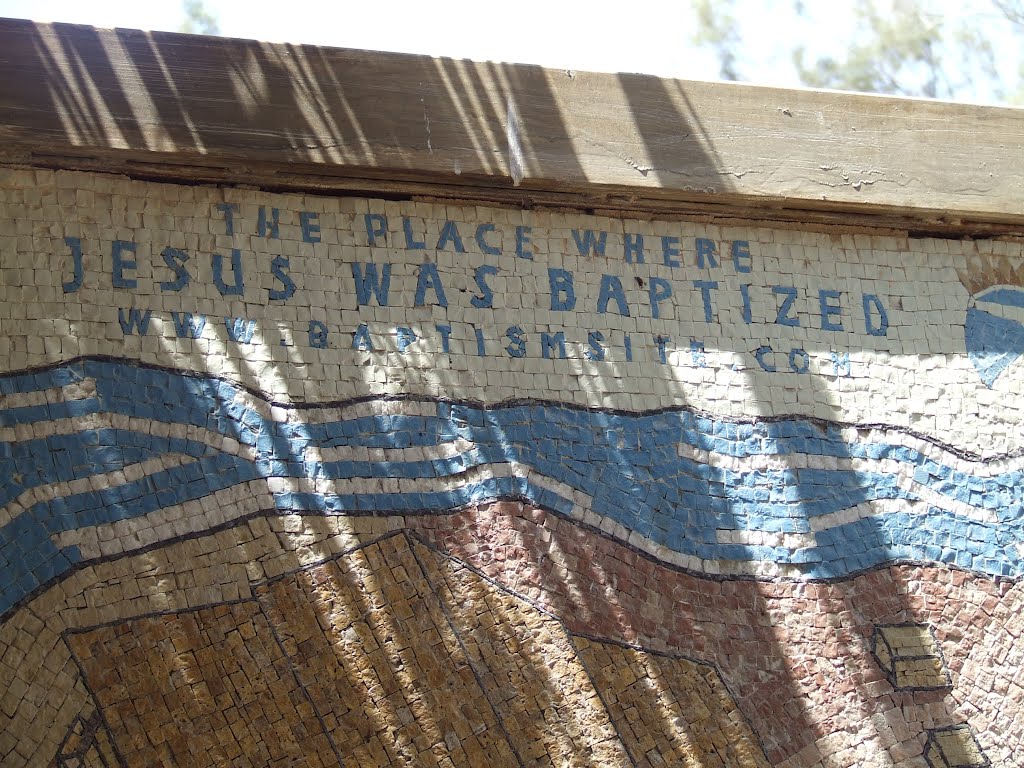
left=0, top=168, right=1021, bottom=766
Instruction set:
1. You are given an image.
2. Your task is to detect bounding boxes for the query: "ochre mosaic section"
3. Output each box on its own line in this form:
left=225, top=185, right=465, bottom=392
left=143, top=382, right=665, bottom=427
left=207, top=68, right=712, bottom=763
left=256, top=534, right=518, bottom=768
left=872, top=623, right=950, bottom=690
left=66, top=602, right=337, bottom=766
left=53, top=532, right=785, bottom=768
left=924, top=725, right=990, bottom=768
left=414, top=539, right=632, bottom=767
left=575, top=638, right=770, bottom=767
left=54, top=713, right=118, bottom=768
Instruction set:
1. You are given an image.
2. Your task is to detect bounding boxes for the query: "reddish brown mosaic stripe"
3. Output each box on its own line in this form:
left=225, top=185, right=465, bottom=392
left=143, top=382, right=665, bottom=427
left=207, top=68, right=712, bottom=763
left=409, top=502, right=1020, bottom=765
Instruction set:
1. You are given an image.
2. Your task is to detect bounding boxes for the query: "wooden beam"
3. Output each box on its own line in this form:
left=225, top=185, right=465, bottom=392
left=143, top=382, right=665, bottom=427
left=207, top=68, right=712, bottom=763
left=0, top=18, right=1022, bottom=232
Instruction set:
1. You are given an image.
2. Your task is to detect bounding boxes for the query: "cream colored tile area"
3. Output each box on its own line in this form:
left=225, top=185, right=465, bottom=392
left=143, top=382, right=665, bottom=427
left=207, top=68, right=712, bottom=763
left=1, top=169, right=1020, bottom=455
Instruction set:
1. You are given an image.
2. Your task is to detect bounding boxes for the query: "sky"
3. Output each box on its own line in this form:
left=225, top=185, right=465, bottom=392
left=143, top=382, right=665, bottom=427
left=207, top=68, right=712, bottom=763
left=0, top=0, right=844, bottom=84
left=0, top=0, right=1017, bottom=104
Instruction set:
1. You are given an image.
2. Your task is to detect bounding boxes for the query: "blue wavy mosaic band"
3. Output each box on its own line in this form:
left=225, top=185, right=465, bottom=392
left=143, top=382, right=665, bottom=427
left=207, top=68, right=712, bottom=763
left=0, top=358, right=1022, bottom=617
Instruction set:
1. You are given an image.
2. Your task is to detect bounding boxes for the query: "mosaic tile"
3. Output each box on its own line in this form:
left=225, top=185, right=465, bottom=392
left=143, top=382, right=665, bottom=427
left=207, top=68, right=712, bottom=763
left=872, top=623, right=950, bottom=691
left=574, top=637, right=770, bottom=767
left=53, top=712, right=118, bottom=768
left=411, top=502, right=1024, bottom=766
left=924, top=725, right=989, bottom=768
left=256, top=534, right=519, bottom=767
left=66, top=602, right=338, bottom=766
left=1, top=168, right=1023, bottom=767
left=412, top=537, right=632, bottom=767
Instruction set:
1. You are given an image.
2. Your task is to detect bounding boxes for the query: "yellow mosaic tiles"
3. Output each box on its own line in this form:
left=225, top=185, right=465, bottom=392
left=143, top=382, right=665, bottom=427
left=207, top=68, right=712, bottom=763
left=53, top=713, right=118, bottom=768
left=416, top=539, right=633, bottom=767
left=872, top=623, right=950, bottom=691
left=576, top=637, right=771, bottom=767
left=924, top=725, right=990, bottom=768
left=49, top=532, right=771, bottom=767
left=256, top=535, right=518, bottom=767
left=67, top=602, right=338, bottom=766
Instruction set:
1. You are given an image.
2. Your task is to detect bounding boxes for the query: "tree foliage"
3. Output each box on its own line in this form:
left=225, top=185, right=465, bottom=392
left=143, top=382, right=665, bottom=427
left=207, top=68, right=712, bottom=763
left=692, top=0, right=1023, bottom=104
left=692, top=0, right=741, bottom=81
left=993, top=0, right=1024, bottom=25
left=179, top=0, right=220, bottom=36
left=794, top=1, right=996, bottom=100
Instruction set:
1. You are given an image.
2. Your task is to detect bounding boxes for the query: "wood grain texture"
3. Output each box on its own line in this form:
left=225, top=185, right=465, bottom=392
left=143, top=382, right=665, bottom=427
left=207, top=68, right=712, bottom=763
left=0, top=17, right=1022, bottom=231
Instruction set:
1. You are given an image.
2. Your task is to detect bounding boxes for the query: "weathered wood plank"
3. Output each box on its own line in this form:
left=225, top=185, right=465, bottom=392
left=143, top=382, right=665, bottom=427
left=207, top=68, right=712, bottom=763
left=0, top=17, right=1021, bottom=229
